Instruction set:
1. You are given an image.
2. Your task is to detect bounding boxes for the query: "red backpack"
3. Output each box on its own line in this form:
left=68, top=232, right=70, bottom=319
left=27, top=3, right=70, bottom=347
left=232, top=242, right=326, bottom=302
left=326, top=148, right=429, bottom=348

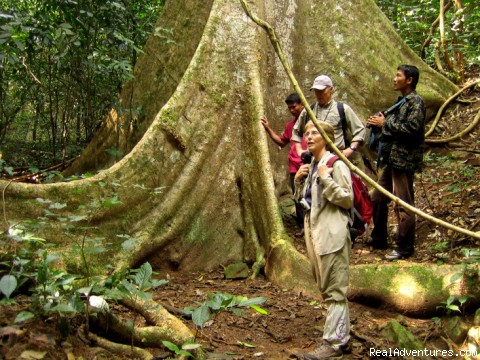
left=326, top=155, right=373, bottom=237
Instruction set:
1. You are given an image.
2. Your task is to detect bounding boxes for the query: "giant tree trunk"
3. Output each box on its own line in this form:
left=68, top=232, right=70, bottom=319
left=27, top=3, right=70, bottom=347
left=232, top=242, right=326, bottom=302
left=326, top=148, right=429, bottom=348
left=3, top=0, right=460, bottom=314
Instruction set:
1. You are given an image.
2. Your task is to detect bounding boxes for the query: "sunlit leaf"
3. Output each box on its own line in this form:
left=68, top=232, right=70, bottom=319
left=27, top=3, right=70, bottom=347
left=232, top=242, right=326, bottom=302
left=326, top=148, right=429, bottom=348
left=162, top=340, right=179, bottom=352
left=68, top=215, right=88, bottom=222
left=446, top=304, right=461, bottom=313
left=449, top=273, right=463, bottom=283
left=250, top=305, right=268, bottom=315
left=182, top=343, right=202, bottom=350
left=19, top=350, right=47, bottom=359
left=134, top=262, right=153, bottom=290
left=0, top=275, right=17, bottom=298
left=121, top=238, right=136, bottom=250
left=192, top=304, right=211, bottom=327
left=14, top=311, right=35, bottom=323
left=89, top=295, right=110, bottom=311
left=237, top=341, right=255, bottom=348
left=45, top=254, right=61, bottom=264
left=49, top=203, right=67, bottom=209
left=238, top=296, right=267, bottom=307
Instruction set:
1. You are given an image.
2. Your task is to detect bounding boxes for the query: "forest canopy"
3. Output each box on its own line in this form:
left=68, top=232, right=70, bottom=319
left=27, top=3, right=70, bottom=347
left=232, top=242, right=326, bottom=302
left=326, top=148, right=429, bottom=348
left=0, top=0, right=478, bottom=175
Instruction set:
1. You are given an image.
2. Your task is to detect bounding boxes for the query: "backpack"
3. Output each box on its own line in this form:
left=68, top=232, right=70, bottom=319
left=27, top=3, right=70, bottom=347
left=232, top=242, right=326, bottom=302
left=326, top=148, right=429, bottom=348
left=326, top=155, right=373, bottom=238
left=306, top=102, right=350, bottom=146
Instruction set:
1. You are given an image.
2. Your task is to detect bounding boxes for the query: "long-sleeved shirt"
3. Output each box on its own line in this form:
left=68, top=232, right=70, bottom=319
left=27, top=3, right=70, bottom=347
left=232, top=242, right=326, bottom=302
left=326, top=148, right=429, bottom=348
left=291, top=100, right=366, bottom=150
left=379, top=91, right=426, bottom=172
left=295, top=151, right=353, bottom=255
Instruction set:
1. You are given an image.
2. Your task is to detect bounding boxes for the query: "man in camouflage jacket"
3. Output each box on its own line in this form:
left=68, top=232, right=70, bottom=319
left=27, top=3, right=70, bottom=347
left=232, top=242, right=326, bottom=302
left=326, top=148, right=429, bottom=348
left=366, top=65, right=426, bottom=261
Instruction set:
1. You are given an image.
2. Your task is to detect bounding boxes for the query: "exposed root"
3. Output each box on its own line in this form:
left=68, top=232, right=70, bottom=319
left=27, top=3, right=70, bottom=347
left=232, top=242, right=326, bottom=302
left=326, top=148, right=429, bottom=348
left=78, top=324, right=154, bottom=360
left=425, top=79, right=479, bottom=138
left=88, top=299, right=206, bottom=359
left=120, top=297, right=196, bottom=342
left=426, top=106, right=480, bottom=144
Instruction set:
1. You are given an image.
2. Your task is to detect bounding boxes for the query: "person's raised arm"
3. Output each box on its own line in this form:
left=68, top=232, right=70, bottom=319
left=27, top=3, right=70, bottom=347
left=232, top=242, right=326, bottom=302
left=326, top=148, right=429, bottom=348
left=261, top=115, right=288, bottom=147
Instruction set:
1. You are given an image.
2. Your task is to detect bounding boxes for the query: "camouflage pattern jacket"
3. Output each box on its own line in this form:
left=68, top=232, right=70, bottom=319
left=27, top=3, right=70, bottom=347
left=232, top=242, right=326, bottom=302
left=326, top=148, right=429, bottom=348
left=379, top=91, right=426, bottom=172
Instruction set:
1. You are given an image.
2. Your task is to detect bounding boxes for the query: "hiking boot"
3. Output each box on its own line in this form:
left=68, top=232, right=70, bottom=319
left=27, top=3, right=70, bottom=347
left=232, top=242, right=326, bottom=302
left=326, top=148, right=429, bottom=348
left=300, top=342, right=342, bottom=360
left=384, top=249, right=412, bottom=261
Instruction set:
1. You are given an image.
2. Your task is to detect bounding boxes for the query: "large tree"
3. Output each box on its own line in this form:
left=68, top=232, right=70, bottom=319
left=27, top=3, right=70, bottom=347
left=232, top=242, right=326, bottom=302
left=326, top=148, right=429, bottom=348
left=3, top=0, right=469, bottom=317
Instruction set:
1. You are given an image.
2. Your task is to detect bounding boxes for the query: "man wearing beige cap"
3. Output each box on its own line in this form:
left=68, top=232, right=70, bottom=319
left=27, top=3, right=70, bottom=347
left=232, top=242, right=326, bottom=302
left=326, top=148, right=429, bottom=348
left=291, top=75, right=365, bottom=160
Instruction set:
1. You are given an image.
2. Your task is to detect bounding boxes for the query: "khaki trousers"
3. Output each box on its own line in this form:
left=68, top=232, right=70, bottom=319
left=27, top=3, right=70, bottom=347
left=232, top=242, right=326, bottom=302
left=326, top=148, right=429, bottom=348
left=304, top=214, right=351, bottom=349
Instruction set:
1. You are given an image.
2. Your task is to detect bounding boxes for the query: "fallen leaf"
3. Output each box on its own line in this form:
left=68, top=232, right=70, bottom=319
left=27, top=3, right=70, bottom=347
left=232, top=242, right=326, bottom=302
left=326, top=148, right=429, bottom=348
left=0, top=326, right=24, bottom=337
left=20, top=350, right=47, bottom=359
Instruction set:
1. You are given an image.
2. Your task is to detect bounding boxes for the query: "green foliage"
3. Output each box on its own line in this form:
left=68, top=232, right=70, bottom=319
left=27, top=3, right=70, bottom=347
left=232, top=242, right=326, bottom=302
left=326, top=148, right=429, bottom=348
left=437, top=294, right=474, bottom=315
left=436, top=250, right=479, bottom=316
left=0, top=225, right=84, bottom=324
left=461, top=248, right=480, bottom=264
left=0, top=225, right=48, bottom=304
left=376, top=0, right=479, bottom=69
left=0, top=274, right=17, bottom=299
left=422, top=152, right=479, bottom=208
left=0, top=184, right=174, bottom=350
left=430, top=241, right=449, bottom=253
left=0, top=159, right=14, bottom=177
left=105, top=262, right=168, bottom=302
left=183, top=292, right=267, bottom=328
left=0, top=0, right=165, bottom=168
left=162, top=340, right=202, bottom=359
left=237, top=340, right=256, bottom=348
left=0, top=226, right=167, bottom=331
left=31, top=249, right=83, bottom=317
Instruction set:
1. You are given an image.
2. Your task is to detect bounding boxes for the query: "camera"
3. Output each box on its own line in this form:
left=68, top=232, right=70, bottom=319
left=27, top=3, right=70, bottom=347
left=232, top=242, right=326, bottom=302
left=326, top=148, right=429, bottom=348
left=367, top=112, right=383, bottom=129
left=299, top=198, right=311, bottom=211
left=301, top=151, right=313, bottom=164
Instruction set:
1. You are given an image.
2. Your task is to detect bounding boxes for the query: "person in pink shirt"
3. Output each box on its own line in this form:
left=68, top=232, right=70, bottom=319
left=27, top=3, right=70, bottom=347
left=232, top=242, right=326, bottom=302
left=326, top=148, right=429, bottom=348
left=261, top=93, right=308, bottom=236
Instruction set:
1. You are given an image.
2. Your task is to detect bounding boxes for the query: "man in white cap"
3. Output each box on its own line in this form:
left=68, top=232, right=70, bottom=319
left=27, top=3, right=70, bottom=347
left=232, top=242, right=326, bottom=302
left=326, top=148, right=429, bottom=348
left=291, top=75, right=366, bottom=160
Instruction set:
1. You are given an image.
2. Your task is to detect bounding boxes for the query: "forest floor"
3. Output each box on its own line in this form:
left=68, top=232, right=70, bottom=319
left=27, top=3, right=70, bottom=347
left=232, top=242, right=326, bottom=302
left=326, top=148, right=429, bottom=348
left=0, top=70, right=479, bottom=360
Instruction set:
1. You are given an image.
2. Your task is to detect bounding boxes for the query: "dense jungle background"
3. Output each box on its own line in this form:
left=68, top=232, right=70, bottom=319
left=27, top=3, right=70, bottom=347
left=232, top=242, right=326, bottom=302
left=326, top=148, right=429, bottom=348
left=0, top=0, right=479, bottom=359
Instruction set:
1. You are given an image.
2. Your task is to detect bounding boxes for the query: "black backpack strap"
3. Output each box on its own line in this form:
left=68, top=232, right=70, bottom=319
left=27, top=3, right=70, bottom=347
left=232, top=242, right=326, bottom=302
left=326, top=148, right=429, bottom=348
left=337, top=102, right=349, bottom=147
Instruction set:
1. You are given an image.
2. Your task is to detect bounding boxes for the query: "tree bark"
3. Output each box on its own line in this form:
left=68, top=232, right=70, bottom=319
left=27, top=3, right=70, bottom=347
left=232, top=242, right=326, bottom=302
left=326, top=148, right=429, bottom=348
left=1, top=0, right=460, bottom=314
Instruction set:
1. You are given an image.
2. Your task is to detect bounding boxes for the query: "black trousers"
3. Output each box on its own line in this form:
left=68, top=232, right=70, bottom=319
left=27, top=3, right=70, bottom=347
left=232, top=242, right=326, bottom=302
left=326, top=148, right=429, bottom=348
left=370, top=166, right=415, bottom=256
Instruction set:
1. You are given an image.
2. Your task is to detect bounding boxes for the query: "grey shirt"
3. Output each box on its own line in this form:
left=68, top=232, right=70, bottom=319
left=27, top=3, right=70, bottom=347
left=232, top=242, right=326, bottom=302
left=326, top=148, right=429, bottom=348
left=292, top=100, right=366, bottom=149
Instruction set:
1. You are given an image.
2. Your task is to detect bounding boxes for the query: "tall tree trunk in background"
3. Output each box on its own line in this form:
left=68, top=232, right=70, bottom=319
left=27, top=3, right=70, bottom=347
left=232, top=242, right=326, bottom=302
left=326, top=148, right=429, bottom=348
left=452, top=0, right=465, bottom=78
left=2, top=0, right=458, bottom=312
left=439, top=0, right=455, bottom=72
